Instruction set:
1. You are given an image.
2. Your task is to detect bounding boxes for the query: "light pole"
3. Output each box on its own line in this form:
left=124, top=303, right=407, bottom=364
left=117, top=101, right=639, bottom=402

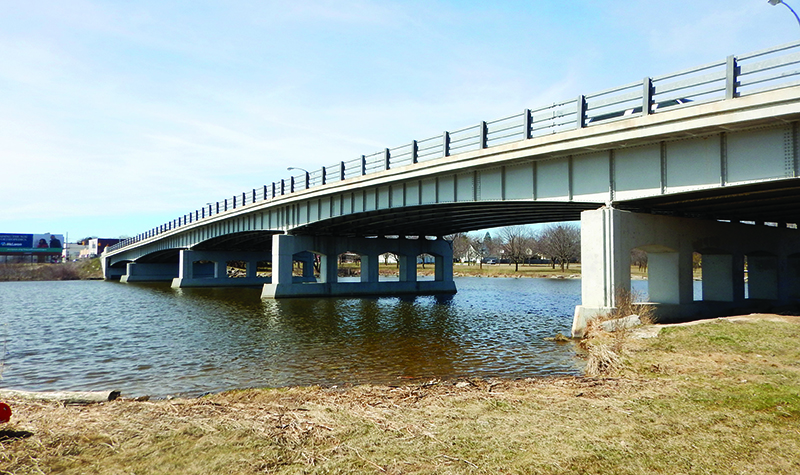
left=769, top=0, right=800, bottom=30
left=287, top=167, right=310, bottom=189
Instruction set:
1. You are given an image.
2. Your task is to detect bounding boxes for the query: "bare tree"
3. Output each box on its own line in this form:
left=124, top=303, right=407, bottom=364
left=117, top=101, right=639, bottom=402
left=631, top=248, right=648, bottom=272
left=446, top=232, right=473, bottom=264
left=500, top=226, right=533, bottom=271
left=468, top=232, right=494, bottom=269
left=538, top=223, right=581, bottom=271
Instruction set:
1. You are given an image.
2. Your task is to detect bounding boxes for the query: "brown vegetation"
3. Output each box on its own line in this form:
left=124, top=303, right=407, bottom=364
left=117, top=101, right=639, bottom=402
left=0, top=259, right=102, bottom=282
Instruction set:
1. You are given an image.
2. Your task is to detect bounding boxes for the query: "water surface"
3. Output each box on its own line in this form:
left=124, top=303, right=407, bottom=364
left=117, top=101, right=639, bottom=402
left=0, top=277, right=583, bottom=397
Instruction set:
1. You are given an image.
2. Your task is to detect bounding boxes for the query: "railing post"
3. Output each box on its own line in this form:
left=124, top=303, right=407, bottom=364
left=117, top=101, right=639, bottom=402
left=305, top=171, right=310, bottom=189
left=384, top=148, right=390, bottom=170
left=726, top=55, right=739, bottom=100
left=252, top=189, right=256, bottom=203
left=242, top=192, right=246, bottom=205
left=263, top=185, right=268, bottom=200
left=523, top=109, right=531, bottom=140
left=271, top=182, right=276, bottom=198
left=576, top=95, right=587, bottom=129
left=642, top=77, right=653, bottom=116
left=411, top=140, right=418, bottom=164
left=479, top=121, right=488, bottom=149
left=281, top=179, right=285, bottom=195
left=322, top=167, right=327, bottom=185
left=443, top=131, right=450, bottom=157
left=290, top=176, right=295, bottom=193
left=361, top=155, right=367, bottom=176
left=340, top=161, right=346, bottom=181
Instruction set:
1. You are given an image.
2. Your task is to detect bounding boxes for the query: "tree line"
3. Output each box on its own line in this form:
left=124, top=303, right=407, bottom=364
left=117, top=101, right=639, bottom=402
left=447, top=223, right=581, bottom=272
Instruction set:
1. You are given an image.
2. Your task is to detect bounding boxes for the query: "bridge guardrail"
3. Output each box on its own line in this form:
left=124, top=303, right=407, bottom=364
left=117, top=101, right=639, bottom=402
left=106, top=40, right=800, bottom=254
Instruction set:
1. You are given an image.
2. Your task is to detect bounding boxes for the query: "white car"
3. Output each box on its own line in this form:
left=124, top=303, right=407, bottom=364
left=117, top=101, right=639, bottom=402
left=587, top=98, right=692, bottom=124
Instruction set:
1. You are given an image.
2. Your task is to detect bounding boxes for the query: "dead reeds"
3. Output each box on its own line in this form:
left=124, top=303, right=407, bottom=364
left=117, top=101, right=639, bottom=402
left=580, top=289, right=654, bottom=377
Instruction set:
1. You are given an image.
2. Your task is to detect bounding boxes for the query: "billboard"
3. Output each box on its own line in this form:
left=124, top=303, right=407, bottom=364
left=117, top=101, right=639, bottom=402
left=0, top=233, right=64, bottom=253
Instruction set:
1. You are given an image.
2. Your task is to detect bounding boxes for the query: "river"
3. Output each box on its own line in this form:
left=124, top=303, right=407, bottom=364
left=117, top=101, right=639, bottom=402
left=0, top=277, right=592, bottom=398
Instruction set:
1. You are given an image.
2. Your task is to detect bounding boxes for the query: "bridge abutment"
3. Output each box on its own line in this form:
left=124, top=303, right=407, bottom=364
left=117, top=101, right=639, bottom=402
left=120, top=262, right=179, bottom=283
left=573, top=207, right=800, bottom=337
left=261, top=234, right=457, bottom=298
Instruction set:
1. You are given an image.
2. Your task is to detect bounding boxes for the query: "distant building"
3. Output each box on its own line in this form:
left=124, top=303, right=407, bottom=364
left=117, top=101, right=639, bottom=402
left=63, top=242, right=89, bottom=261
left=77, top=238, right=121, bottom=259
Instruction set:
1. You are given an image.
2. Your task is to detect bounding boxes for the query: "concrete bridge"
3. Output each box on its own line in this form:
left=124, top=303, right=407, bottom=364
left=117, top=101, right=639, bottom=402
left=103, top=41, right=800, bottom=335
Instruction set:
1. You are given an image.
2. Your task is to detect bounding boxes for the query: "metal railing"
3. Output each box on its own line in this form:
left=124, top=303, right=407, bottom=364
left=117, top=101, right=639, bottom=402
left=107, top=41, right=800, bottom=253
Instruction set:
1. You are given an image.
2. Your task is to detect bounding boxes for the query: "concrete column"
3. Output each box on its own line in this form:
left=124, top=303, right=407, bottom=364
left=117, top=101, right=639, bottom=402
left=322, top=252, right=338, bottom=284
left=360, top=254, right=378, bottom=283
left=648, top=252, right=680, bottom=304
left=272, top=234, right=296, bottom=287
left=787, top=255, right=800, bottom=299
left=748, top=253, right=778, bottom=300
left=398, top=253, right=416, bottom=282
left=575, top=207, right=629, bottom=327
left=701, top=254, right=734, bottom=302
left=180, top=250, right=194, bottom=280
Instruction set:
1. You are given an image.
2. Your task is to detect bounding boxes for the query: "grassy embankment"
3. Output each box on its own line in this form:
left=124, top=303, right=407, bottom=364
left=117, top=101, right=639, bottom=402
left=0, top=259, right=103, bottom=282
left=1, top=315, right=798, bottom=474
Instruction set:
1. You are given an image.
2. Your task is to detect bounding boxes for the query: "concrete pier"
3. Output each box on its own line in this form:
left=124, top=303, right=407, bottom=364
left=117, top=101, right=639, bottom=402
left=573, top=207, right=800, bottom=337
left=261, top=234, right=456, bottom=298
left=171, top=250, right=271, bottom=288
left=120, top=263, right=178, bottom=283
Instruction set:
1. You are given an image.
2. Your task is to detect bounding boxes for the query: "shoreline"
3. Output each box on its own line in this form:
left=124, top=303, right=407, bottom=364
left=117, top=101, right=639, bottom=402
left=2, top=314, right=798, bottom=474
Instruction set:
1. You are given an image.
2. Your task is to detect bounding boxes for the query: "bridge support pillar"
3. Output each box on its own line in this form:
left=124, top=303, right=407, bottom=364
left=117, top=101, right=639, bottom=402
left=262, top=234, right=457, bottom=298
left=573, top=207, right=800, bottom=337
left=120, top=262, right=179, bottom=283
left=171, top=250, right=271, bottom=288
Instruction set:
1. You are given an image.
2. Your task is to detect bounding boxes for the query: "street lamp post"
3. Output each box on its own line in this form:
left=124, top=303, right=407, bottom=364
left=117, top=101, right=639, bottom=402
left=769, top=0, right=800, bottom=30
left=287, top=166, right=311, bottom=190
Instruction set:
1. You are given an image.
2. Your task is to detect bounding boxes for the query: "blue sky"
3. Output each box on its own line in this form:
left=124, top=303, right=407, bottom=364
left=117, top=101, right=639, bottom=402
left=0, top=0, right=796, bottom=241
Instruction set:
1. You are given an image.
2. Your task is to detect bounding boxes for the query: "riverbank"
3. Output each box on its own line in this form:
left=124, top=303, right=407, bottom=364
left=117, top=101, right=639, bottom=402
left=0, top=259, right=102, bottom=282
left=2, top=315, right=798, bottom=474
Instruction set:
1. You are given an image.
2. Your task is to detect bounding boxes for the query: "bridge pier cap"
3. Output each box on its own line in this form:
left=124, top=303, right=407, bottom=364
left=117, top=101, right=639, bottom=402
left=573, top=207, right=800, bottom=337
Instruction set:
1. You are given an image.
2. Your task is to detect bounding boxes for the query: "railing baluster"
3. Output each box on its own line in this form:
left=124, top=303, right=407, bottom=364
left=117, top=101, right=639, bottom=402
left=726, top=55, right=739, bottom=100
left=642, top=78, right=654, bottom=116
left=576, top=95, right=587, bottom=129
left=523, top=109, right=531, bottom=140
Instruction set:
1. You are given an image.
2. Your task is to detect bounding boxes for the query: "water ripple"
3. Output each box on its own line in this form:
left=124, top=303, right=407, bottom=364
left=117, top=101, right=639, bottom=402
left=0, top=278, right=584, bottom=397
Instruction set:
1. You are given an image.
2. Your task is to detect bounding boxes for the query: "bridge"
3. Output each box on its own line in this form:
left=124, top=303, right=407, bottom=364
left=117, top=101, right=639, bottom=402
left=102, top=41, right=800, bottom=336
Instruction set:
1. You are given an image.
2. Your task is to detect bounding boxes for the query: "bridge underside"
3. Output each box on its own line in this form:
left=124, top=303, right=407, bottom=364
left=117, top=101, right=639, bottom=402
left=289, top=201, right=599, bottom=237
left=618, top=178, right=800, bottom=224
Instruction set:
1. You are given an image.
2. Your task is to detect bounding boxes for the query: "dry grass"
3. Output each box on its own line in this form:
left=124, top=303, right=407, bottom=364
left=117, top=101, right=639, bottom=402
left=0, top=259, right=102, bottom=282
left=580, top=289, right=656, bottom=377
left=1, top=316, right=799, bottom=474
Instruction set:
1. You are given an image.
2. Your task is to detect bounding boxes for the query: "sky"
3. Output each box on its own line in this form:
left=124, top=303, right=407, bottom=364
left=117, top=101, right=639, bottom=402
left=1, top=0, right=797, bottom=241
